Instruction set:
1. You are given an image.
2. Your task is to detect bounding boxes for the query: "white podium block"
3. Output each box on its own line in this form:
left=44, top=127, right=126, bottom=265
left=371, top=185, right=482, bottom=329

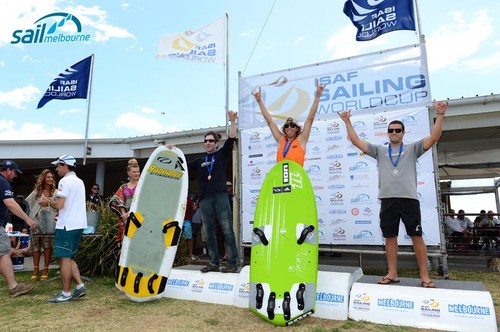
left=349, top=276, right=497, bottom=332
left=313, top=265, right=363, bottom=320
left=233, top=265, right=250, bottom=308
left=164, top=265, right=239, bottom=306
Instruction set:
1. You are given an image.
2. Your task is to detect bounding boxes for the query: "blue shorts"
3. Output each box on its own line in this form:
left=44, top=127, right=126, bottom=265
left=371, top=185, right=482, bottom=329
left=182, top=220, right=193, bottom=240
left=54, top=228, right=84, bottom=258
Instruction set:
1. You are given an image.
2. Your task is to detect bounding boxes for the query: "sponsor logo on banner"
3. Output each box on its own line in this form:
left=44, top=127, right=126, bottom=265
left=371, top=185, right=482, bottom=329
left=352, top=293, right=371, bottom=311
left=352, top=208, right=360, bottom=215
left=237, top=283, right=250, bottom=299
left=373, top=115, right=388, bottom=129
left=402, top=115, right=417, bottom=126
left=310, top=146, right=322, bottom=155
left=317, top=292, right=345, bottom=304
left=167, top=278, right=190, bottom=288
left=362, top=207, right=374, bottom=217
left=264, top=134, right=274, bottom=141
left=318, top=229, right=326, bottom=241
left=248, top=153, right=263, bottom=158
left=192, top=279, right=205, bottom=293
left=349, top=161, right=370, bottom=172
left=332, top=227, right=347, bottom=240
left=347, top=152, right=360, bottom=158
left=315, top=195, right=324, bottom=206
left=314, top=185, right=325, bottom=191
left=421, top=299, right=441, bottom=318
left=247, top=144, right=262, bottom=151
left=326, top=153, right=343, bottom=160
left=249, top=132, right=260, bottom=142
left=309, top=126, right=321, bottom=136
left=328, top=161, right=342, bottom=174
left=327, top=144, right=343, bottom=151
left=330, top=218, right=348, bottom=226
left=353, top=121, right=367, bottom=130
left=326, top=121, right=341, bottom=134
left=326, top=135, right=343, bottom=141
left=353, top=230, right=375, bottom=240
left=378, top=297, right=415, bottom=311
left=208, top=282, right=234, bottom=293
left=355, top=220, right=371, bottom=225
left=351, top=193, right=372, bottom=204
left=330, top=175, right=346, bottom=182
left=306, top=165, right=322, bottom=175
left=250, top=195, right=259, bottom=208
left=447, top=303, right=491, bottom=316
left=329, top=209, right=347, bottom=215
left=328, top=184, right=345, bottom=190
left=11, top=12, right=91, bottom=45
left=330, top=192, right=344, bottom=206
left=250, top=167, right=262, bottom=180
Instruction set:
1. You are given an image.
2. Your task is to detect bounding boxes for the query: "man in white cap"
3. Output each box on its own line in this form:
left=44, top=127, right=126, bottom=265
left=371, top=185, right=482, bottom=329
left=0, top=160, right=37, bottom=297
left=40, top=155, right=87, bottom=303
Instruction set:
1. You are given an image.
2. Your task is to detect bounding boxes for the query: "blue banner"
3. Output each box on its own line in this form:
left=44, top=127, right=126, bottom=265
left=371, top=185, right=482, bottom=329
left=37, top=55, right=92, bottom=109
left=343, top=0, right=415, bottom=41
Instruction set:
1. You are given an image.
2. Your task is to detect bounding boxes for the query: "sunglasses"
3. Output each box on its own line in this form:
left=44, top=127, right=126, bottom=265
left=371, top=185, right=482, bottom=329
left=204, top=139, right=216, bottom=143
left=92, top=187, right=99, bottom=190
left=284, top=123, right=297, bottom=129
left=387, top=128, right=403, bottom=133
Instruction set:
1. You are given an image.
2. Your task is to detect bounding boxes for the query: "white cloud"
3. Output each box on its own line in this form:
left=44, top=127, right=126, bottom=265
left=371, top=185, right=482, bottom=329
left=137, top=106, right=158, bottom=114
left=0, top=85, right=40, bottom=109
left=325, top=26, right=382, bottom=60
left=462, top=51, right=500, bottom=75
left=426, top=10, right=493, bottom=71
left=115, top=112, right=181, bottom=134
left=0, top=120, right=82, bottom=140
left=59, top=108, right=84, bottom=115
left=294, top=36, right=306, bottom=44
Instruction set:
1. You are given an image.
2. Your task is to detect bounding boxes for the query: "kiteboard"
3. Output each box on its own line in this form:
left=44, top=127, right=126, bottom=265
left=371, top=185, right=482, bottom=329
left=249, top=160, right=318, bottom=326
left=116, top=146, right=189, bottom=302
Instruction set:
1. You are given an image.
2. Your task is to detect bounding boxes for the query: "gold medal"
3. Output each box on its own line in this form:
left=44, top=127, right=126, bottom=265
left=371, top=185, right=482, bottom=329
left=208, top=175, right=212, bottom=180
left=393, top=169, right=399, bottom=174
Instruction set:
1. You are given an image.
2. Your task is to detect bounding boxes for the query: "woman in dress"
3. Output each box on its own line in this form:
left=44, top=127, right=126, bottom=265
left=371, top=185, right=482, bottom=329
left=25, top=169, right=57, bottom=281
left=110, top=159, right=141, bottom=242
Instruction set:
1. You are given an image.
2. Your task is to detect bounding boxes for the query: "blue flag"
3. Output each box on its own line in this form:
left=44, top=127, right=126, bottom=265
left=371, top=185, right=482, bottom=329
left=37, top=55, right=93, bottom=109
left=343, top=0, right=415, bottom=41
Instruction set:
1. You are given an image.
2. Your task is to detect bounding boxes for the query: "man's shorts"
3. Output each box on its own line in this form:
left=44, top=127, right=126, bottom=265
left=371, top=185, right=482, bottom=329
left=54, top=228, right=84, bottom=258
left=0, top=227, right=11, bottom=256
left=182, top=220, right=193, bottom=240
left=379, top=198, right=422, bottom=238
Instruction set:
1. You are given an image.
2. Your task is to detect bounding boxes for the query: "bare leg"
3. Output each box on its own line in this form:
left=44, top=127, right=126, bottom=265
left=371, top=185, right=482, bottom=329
left=42, top=248, right=52, bottom=278
left=384, top=237, right=399, bottom=279
left=186, top=239, right=193, bottom=257
left=411, top=236, right=432, bottom=283
left=59, top=257, right=72, bottom=293
left=32, top=250, right=40, bottom=279
left=71, top=259, right=83, bottom=286
left=0, top=254, right=17, bottom=289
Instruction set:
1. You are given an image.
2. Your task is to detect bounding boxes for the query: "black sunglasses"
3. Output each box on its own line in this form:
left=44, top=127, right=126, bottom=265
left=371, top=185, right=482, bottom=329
left=92, top=187, right=99, bottom=190
left=284, top=123, right=297, bottom=129
left=204, top=139, right=216, bottom=143
left=388, top=128, right=403, bottom=133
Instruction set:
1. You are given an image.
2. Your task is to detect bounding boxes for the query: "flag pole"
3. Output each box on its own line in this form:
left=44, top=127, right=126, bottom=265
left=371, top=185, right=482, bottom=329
left=413, top=0, right=425, bottom=43
left=224, top=13, right=230, bottom=132
left=82, top=54, right=95, bottom=166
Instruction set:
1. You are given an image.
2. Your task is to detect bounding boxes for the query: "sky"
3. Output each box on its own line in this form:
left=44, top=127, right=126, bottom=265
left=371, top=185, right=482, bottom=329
left=1, top=0, right=499, bottom=212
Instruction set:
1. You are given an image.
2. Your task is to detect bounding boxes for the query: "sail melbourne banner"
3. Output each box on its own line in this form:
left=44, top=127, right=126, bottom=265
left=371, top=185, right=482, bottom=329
left=157, top=16, right=226, bottom=64
left=37, top=55, right=92, bottom=109
left=343, top=0, right=416, bottom=41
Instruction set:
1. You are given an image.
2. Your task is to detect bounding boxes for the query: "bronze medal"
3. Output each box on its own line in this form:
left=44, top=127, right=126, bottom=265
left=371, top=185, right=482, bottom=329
left=208, top=175, right=212, bottom=180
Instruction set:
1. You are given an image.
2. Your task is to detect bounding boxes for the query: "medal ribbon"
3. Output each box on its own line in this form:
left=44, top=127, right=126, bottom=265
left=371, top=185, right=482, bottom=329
left=282, top=139, right=294, bottom=158
left=205, top=154, right=215, bottom=178
left=388, top=144, right=403, bottom=167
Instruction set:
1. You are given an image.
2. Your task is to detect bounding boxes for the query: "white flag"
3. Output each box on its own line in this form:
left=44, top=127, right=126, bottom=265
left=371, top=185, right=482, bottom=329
left=157, top=16, right=226, bottom=64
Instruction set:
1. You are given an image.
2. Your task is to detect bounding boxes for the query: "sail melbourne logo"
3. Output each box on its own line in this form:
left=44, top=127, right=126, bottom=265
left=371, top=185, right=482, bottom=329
left=11, top=12, right=91, bottom=45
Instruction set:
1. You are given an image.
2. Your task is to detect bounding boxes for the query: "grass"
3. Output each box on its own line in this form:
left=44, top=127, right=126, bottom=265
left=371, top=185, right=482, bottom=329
left=2, top=268, right=499, bottom=332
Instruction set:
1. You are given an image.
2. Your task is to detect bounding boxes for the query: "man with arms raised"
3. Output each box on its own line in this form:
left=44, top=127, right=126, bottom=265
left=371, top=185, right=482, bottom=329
left=338, top=101, right=448, bottom=288
left=40, top=155, right=87, bottom=302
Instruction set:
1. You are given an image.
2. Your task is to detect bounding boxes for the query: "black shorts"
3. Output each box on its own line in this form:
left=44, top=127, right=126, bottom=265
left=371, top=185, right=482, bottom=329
left=379, top=198, right=422, bottom=238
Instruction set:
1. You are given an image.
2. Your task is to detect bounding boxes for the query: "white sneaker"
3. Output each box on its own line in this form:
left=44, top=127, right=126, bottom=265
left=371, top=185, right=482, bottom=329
left=190, top=255, right=199, bottom=262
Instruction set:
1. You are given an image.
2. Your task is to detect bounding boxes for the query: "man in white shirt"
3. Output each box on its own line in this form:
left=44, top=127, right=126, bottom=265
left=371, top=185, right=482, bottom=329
left=40, top=155, right=87, bottom=303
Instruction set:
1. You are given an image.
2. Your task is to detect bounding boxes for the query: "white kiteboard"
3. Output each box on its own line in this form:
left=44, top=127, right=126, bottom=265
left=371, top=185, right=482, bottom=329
left=116, top=146, right=189, bottom=302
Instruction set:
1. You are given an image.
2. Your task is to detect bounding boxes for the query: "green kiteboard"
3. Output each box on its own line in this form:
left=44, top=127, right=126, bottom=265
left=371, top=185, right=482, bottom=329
left=116, top=146, right=189, bottom=302
left=249, top=160, right=318, bottom=326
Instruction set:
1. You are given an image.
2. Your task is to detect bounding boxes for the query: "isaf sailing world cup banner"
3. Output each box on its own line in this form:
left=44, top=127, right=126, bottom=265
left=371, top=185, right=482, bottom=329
left=238, top=44, right=440, bottom=246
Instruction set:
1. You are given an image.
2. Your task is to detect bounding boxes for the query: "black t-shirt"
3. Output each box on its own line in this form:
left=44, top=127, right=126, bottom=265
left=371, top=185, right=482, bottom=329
left=0, top=174, right=14, bottom=226
left=87, top=194, right=103, bottom=205
left=188, top=137, right=234, bottom=201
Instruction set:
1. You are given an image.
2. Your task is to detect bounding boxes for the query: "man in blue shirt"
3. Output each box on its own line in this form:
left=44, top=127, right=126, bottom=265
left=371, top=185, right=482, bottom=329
left=0, top=160, right=37, bottom=297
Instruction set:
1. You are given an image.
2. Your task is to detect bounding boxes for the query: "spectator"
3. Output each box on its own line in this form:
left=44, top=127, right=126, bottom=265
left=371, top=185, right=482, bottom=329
left=0, top=160, right=37, bottom=297
left=182, top=195, right=198, bottom=262
left=110, top=159, right=140, bottom=243
left=10, top=195, right=29, bottom=232
left=40, top=155, right=87, bottom=303
left=86, top=184, right=103, bottom=211
left=25, top=169, right=57, bottom=281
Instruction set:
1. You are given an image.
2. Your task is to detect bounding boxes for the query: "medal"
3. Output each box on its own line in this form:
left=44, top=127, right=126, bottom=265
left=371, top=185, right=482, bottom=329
left=393, top=169, right=399, bottom=174
left=205, top=154, right=215, bottom=181
left=388, top=144, right=403, bottom=174
left=207, top=175, right=211, bottom=180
